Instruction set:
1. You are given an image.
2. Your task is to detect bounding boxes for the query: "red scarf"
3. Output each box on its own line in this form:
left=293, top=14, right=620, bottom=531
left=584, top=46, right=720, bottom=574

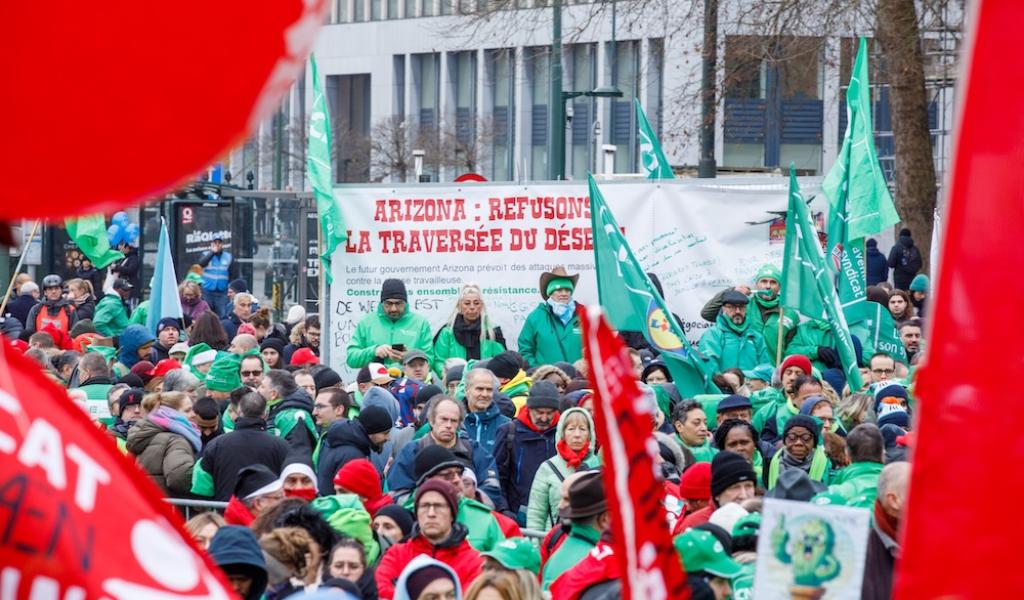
left=224, top=496, right=256, bottom=526
left=874, top=499, right=901, bottom=542
left=557, top=438, right=590, bottom=469
left=517, top=408, right=560, bottom=433
left=284, top=487, right=317, bottom=501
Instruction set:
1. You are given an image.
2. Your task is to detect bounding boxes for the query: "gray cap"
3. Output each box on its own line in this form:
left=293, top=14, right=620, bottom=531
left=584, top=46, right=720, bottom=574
left=402, top=350, right=429, bottom=366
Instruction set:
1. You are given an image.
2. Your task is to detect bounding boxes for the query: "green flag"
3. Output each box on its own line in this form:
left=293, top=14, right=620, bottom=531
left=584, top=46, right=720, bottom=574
left=589, top=175, right=713, bottom=396
left=64, top=214, right=123, bottom=269
left=635, top=99, right=675, bottom=179
left=781, top=167, right=863, bottom=392
left=308, top=54, right=347, bottom=285
left=847, top=300, right=908, bottom=364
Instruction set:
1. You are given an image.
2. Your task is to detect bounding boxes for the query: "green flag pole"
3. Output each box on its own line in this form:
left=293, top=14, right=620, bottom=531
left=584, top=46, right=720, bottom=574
left=776, top=309, right=784, bottom=364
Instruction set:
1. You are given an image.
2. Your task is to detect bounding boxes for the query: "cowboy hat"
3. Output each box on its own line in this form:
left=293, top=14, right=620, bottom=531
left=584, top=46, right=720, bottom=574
left=538, top=266, right=580, bottom=300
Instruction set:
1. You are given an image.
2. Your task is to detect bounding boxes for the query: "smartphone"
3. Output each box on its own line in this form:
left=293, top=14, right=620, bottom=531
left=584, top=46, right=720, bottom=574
left=392, top=344, right=406, bottom=352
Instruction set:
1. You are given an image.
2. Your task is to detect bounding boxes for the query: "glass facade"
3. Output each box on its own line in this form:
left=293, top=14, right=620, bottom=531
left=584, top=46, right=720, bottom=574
left=488, top=49, right=515, bottom=181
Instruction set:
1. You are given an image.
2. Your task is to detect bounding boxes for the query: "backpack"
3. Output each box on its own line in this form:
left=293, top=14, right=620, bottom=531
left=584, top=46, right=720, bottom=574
left=900, top=245, right=920, bottom=268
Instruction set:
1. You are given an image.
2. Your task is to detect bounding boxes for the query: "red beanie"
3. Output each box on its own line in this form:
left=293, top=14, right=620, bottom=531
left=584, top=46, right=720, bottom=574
left=334, top=458, right=383, bottom=499
left=780, top=354, right=812, bottom=376
left=679, top=462, right=712, bottom=501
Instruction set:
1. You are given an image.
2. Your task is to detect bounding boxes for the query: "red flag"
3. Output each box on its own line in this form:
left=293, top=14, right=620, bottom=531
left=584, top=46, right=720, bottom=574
left=894, top=2, right=1024, bottom=597
left=579, top=306, right=689, bottom=600
left=0, top=342, right=233, bottom=599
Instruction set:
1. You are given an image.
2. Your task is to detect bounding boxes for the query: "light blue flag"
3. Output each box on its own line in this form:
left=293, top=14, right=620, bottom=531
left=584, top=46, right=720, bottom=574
left=146, top=217, right=183, bottom=335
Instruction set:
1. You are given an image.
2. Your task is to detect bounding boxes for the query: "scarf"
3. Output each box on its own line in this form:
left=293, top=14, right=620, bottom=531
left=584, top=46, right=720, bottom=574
left=517, top=407, right=560, bottom=433
left=753, top=289, right=780, bottom=309
left=557, top=438, right=590, bottom=469
left=874, top=499, right=901, bottom=543
left=452, top=314, right=483, bottom=359
left=224, top=496, right=256, bottom=526
left=547, top=297, right=576, bottom=325
left=148, top=406, right=202, bottom=453
left=716, top=311, right=748, bottom=335
left=284, top=488, right=318, bottom=501
left=780, top=449, right=814, bottom=474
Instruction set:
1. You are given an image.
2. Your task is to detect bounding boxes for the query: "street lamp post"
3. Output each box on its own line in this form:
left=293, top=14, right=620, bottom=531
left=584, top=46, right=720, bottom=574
left=554, top=87, right=623, bottom=180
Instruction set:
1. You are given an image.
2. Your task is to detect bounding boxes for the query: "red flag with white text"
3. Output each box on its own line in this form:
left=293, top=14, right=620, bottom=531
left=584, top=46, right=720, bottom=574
left=894, top=1, right=1024, bottom=597
left=0, top=342, right=233, bottom=599
left=580, top=306, right=689, bottom=600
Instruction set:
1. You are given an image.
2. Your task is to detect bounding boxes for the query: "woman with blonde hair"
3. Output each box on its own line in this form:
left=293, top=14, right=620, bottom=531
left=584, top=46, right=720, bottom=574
left=185, top=512, right=225, bottom=550
left=126, top=391, right=199, bottom=497
left=179, top=280, right=211, bottom=322
left=526, top=407, right=600, bottom=530
left=464, top=571, right=527, bottom=600
left=432, top=283, right=507, bottom=376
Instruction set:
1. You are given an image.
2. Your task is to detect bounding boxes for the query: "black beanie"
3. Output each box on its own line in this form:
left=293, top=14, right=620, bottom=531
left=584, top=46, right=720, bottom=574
left=783, top=414, right=820, bottom=442
left=312, top=367, right=343, bottom=392
left=405, top=565, right=454, bottom=600
left=375, top=504, right=414, bottom=537
left=414, top=445, right=464, bottom=482
left=380, top=279, right=408, bottom=302
left=488, top=351, right=521, bottom=380
left=357, top=406, right=394, bottom=435
left=416, top=384, right=444, bottom=407
left=710, top=451, right=757, bottom=501
left=526, top=381, right=560, bottom=410
left=260, top=337, right=286, bottom=355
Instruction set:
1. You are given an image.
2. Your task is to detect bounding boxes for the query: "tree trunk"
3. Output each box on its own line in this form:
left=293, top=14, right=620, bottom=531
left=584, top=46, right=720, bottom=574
left=875, top=0, right=938, bottom=274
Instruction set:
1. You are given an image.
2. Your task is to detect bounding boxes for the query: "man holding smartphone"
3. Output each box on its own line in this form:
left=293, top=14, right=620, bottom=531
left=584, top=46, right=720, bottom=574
left=346, top=278, right=434, bottom=371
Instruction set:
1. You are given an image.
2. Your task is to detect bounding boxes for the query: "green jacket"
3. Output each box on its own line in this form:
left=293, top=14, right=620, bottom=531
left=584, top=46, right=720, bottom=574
left=129, top=300, right=150, bottom=326
left=77, top=379, right=114, bottom=424
left=750, top=386, right=784, bottom=415
left=698, top=314, right=771, bottom=373
left=542, top=522, right=602, bottom=591
left=826, top=461, right=883, bottom=508
left=526, top=407, right=600, bottom=531
left=748, top=295, right=799, bottom=365
left=785, top=319, right=834, bottom=373
left=752, top=395, right=800, bottom=443
left=311, top=494, right=381, bottom=564
left=93, top=295, right=129, bottom=337
left=432, top=325, right=506, bottom=377
left=517, top=303, right=582, bottom=368
left=346, top=305, right=434, bottom=369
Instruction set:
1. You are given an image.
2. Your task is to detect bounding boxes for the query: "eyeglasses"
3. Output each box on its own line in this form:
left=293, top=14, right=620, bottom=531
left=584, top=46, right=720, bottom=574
left=785, top=433, right=814, bottom=444
left=382, top=300, right=406, bottom=308
left=418, top=502, right=451, bottom=514
left=240, top=370, right=263, bottom=377
left=313, top=403, right=331, bottom=411
left=871, top=368, right=895, bottom=375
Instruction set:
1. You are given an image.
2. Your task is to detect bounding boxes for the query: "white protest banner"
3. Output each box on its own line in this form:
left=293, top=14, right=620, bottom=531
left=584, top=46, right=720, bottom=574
left=326, top=178, right=842, bottom=376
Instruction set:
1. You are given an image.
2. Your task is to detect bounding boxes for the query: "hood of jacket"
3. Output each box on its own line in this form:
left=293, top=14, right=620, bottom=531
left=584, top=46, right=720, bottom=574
left=500, top=369, right=531, bottom=397
left=208, top=526, right=268, bottom=600
left=899, top=234, right=915, bottom=248
left=325, top=419, right=372, bottom=455
left=556, top=406, right=596, bottom=453
left=117, top=324, right=155, bottom=368
left=466, top=400, right=503, bottom=425
left=363, top=386, right=401, bottom=424
left=272, top=387, right=315, bottom=414
left=393, top=553, right=464, bottom=600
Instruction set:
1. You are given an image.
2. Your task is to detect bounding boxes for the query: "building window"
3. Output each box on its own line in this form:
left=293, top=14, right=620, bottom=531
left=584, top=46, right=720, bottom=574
left=413, top=53, right=441, bottom=179
left=405, top=0, right=417, bottom=17
left=371, top=0, right=383, bottom=20
left=567, top=43, right=597, bottom=179
left=326, top=74, right=372, bottom=183
left=452, top=51, right=478, bottom=173
left=607, top=40, right=639, bottom=174
left=526, top=47, right=550, bottom=180
left=334, top=0, right=349, bottom=23
left=488, top=49, right=515, bottom=181
left=388, top=0, right=399, bottom=18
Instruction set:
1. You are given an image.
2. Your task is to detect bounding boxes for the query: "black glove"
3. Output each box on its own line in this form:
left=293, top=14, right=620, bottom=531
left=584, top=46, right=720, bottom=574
left=817, top=346, right=840, bottom=369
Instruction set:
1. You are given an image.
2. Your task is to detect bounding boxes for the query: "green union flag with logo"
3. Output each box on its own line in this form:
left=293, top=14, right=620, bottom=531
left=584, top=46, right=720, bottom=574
left=64, top=214, right=124, bottom=269
left=588, top=175, right=712, bottom=396
left=308, top=54, right=348, bottom=285
left=781, top=167, right=863, bottom=392
left=635, top=99, right=674, bottom=179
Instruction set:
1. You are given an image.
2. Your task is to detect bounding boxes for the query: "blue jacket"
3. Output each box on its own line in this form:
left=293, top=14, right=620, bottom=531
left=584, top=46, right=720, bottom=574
left=492, top=415, right=558, bottom=524
left=463, top=402, right=510, bottom=457
left=117, top=324, right=155, bottom=368
left=387, top=433, right=507, bottom=513
left=208, top=526, right=267, bottom=600
left=865, top=241, right=889, bottom=286
left=201, top=250, right=233, bottom=292
left=221, top=312, right=243, bottom=340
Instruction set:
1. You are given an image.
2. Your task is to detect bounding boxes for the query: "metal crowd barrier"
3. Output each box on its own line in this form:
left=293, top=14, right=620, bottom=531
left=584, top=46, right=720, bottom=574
left=164, top=498, right=547, bottom=540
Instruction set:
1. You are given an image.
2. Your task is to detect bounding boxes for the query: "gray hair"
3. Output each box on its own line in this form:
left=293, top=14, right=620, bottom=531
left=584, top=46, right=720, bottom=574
left=19, top=281, right=38, bottom=295
left=233, top=292, right=254, bottom=307
left=163, top=368, right=199, bottom=393
left=466, top=367, right=498, bottom=389
left=877, top=461, right=911, bottom=500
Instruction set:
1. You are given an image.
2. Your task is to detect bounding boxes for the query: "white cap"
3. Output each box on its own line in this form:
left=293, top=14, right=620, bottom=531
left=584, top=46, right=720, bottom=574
left=709, top=503, right=749, bottom=534
left=169, top=342, right=189, bottom=357
left=279, top=462, right=318, bottom=493
left=190, top=349, right=218, bottom=366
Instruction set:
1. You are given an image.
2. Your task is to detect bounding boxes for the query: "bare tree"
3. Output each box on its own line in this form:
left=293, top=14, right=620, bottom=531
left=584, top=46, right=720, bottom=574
left=371, top=115, right=413, bottom=182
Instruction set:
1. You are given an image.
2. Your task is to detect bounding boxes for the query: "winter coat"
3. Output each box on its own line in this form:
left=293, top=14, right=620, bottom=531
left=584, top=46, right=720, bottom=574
left=862, top=516, right=898, bottom=600
left=526, top=408, right=600, bottom=531
left=94, top=294, right=130, bottom=337
left=541, top=522, right=602, bottom=591
left=5, top=294, right=37, bottom=330
left=700, top=287, right=797, bottom=362
left=191, top=417, right=292, bottom=501
left=387, top=434, right=506, bottom=512
left=116, top=324, right=154, bottom=369
left=111, top=247, right=142, bottom=298
left=463, top=402, right=510, bottom=457
left=73, top=295, right=96, bottom=322
left=826, top=460, right=883, bottom=508
left=752, top=395, right=801, bottom=446
left=493, top=410, right=559, bottom=525
left=76, top=375, right=115, bottom=422
left=431, top=320, right=507, bottom=377
left=208, top=525, right=268, bottom=600
left=785, top=319, right=837, bottom=373
left=220, top=312, right=244, bottom=340
left=25, top=298, right=78, bottom=337
left=317, top=419, right=376, bottom=494
left=361, top=386, right=402, bottom=473
left=698, top=313, right=771, bottom=373
left=125, top=418, right=196, bottom=496
left=865, top=240, right=890, bottom=285
left=517, top=303, right=582, bottom=368
left=268, top=388, right=317, bottom=458
left=455, top=496, right=507, bottom=552
left=181, top=296, right=212, bottom=322
left=375, top=524, right=482, bottom=600
left=887, top=234, right=923, bottom=291
left=346, top=305, right=434, bottom=370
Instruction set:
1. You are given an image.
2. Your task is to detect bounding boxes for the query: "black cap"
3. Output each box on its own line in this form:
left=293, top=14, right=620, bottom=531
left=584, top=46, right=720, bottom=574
left=415, top=384, right=444, bottom=408
left=380, top=279, right=408, bottom=302
left=357, top=405, right=394, bottom=435
left=356, top=366, right=372, bottom=385
left=117, top=388, right=145, bottom=417
left=716, top=394, right=752, bottom=414
left=710, top=451, right=757, bottom=501
left=157, top=317, right=180, bottom=332
left=720, top=290, right=749, bottom=306
left=526, top=381, right=560, bottom=410
left=560, top=471, right=607, bottom=519
left=414, top=445, right=465, bottom=483
left=113, top=279, right=133, bottom=291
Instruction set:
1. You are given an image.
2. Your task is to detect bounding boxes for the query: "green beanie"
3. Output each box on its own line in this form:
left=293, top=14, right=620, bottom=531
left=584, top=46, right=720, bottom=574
left=481, top=537, right=541, bottom=575
left=185, top=271, right=204, bottom=285
left=184, top=342, right=217, bottom=381
left=205, top=351, right=243, bottom=392
left=545, top=277, right=574, bottom=296
left=754, top=263, right=782, bottom=283
left=311, top=495, right=381, bottom=565
left=909, top=274, right=929, bottom=292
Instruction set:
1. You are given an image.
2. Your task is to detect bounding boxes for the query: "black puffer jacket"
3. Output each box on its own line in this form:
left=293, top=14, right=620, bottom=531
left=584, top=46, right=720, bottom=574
left=316, top=419, right=375, bottom=494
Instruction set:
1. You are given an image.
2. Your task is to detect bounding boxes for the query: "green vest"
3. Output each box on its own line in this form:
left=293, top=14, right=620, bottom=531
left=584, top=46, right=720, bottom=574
left=766, top=447, right=830, bottom=489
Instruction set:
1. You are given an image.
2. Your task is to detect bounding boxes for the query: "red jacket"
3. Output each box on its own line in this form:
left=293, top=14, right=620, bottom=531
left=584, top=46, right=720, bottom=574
left=673, top=504, right=714, bottom=536
left=374, top=523, right=483, bottom=599
left=493, top=510, right=523, bottom=539
left=549, top=540, right=619, bottom=600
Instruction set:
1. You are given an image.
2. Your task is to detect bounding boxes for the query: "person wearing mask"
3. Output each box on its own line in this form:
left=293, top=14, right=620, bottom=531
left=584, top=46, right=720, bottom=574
left=347, top=279, right=433, bottom=370
left=199, top=237, right=235, bottom=317
left=517, top=267, right=583, bottom=368
left=526, top=406, right=599, bottom=531
left=432, top=283, right=507, bottom=377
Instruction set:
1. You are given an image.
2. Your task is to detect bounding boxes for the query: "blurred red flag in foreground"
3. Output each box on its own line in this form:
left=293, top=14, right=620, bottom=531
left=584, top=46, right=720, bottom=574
left=894, top=1, right=1024, bottom=597
left=0, top=342, right=232, bottom=599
